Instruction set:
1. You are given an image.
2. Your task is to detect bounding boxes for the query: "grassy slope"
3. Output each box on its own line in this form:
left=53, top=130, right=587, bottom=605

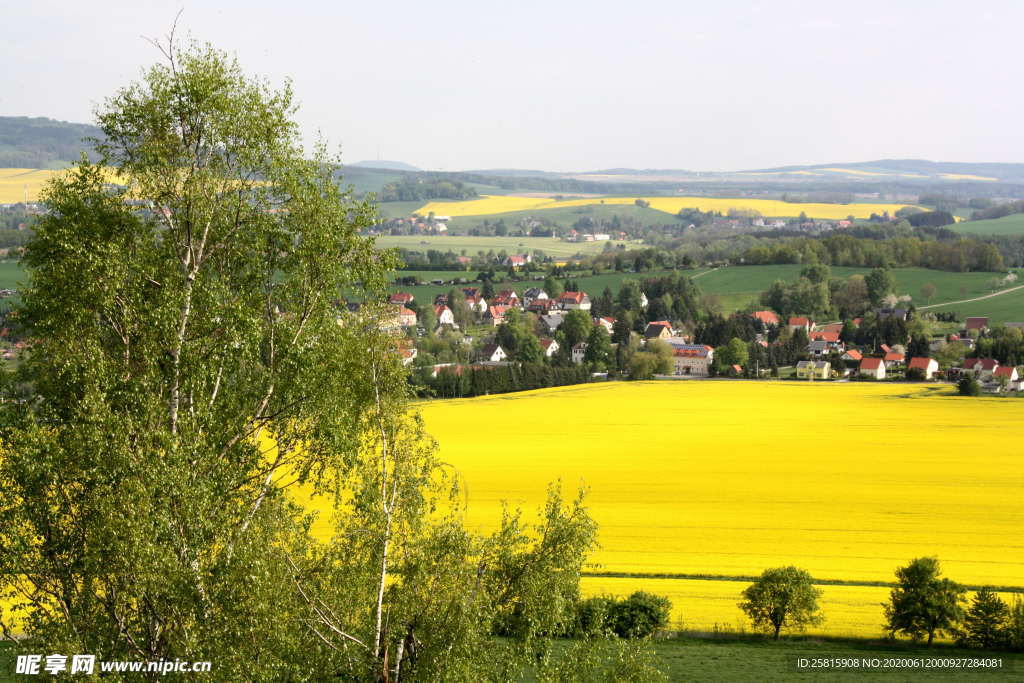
left=924, top=286, right=1024, bottom=325
left=371, top=234, right=632, bottom=258
left=442, top=203, right=683, bottom=231
left=696, top=265, right=1016, bottom=313
left=951, top=213, right=1024, bottom=236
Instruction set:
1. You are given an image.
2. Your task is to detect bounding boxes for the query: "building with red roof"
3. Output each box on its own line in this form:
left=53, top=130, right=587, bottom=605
left=907, top=357, right=938, bottom=379
left=751, top=310, right=780, bottom=326
left=859, top=357, right=886, bottom=379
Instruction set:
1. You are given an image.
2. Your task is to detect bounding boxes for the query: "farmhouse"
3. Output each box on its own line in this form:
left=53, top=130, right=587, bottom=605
left=788, top=316, right=813, bottom=333
left=796, top=360, right=830, bottom=380
left=883, top=351, right=904, bottom=369
left=859, top=357, right=886, bottom=379
left=540, top=314, right=564, bottom=334
left=671, top=344, right=714, bottom=376
left=961, top=358, right=1000, bottom=381
left=484, top=305, right=508, bottom=326
left=558, top=291, right=591, bottom=311
left=751, top=310, right=780, bottom=327
left=539, top=338, right=559, bottom=358
left=841, top=349, right=863, bottom=362
left=994, top=366, right=1019, bottom=384
left=965, top=317, right=990, bottom=333
left=389, top=292, right=414, bottom=306
left=907, top=357, right=938, bottom=379
left=523, top=287, right=547, bottom=305
left=594, top=316, right=615, bottom=334
left=644, top=321, right=672, bottom=340
left=480, top=344, right=507, bottom=363
left=571, top=342, right=588, bottom=364
left=397, top=307, right=417, bottom=328
left=434, top=305, right=454, bottom=326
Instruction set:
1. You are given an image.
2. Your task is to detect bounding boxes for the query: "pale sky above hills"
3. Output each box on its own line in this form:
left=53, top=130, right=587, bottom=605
left=3, top=0, right=1023, bottom=172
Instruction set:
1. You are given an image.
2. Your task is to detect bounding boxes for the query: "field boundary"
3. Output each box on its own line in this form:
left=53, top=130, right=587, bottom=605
left=582, top=571, right=1024, bottom=593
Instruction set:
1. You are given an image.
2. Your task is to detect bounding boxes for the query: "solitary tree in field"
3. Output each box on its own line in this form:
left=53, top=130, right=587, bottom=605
left=920, top=282, right=937, bottom=304
left=739, top=567, right=823, bottom=639
left=884, top=557, right=965, bottom=646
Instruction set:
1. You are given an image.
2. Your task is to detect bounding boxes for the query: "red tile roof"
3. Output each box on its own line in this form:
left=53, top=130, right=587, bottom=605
left=883, top=351, right=903, bottom=362
left=860, top=358, right=884, bottom=370
left=389, top=292, right=414, bottom=304
left=965, top=317, right=989, bottom=330
left=751, top=310, right=780, bottom=325
left=994, top=366, right=1016, bottom=377
left=843, top=350, right=863, bottom=360
left=810, top=331, right=840, bottom=342
left=908, top=357, right=934, bottom=370
left=788, top=316, right=811, bottom=327
left=558, top=291, right=587, bottom=304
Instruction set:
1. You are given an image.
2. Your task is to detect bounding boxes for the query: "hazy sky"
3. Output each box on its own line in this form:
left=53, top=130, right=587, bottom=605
left=3, top=1, right=1022, bottom=171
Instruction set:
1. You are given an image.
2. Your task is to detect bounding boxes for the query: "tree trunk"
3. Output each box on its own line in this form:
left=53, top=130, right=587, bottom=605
left=774, top=623, right=781, bottom=640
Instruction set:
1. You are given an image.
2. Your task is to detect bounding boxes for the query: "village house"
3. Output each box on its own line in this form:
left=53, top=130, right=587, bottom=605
left=558, top=291, right=591, bottom=311
left=527, top=298, right=557, bottom=314
left=883, top=351, right=904, bottom=369
left=433, top=293, right=448, bottom=306
left=389, top=292, right=414, bottom=306
left=540, top=314, right=564, bottom=334
left=751, top=310, right=780, bottom=327
left=523, top=287, right=548, bottom=305
left=993, top=365, right=1019, bottom=385
left=796, top=360, right=830, bottom=380
left=788, top=316, right=813, bottom=334
left=464, top=295, right=488, bottom=313
left=807, top=340, right=830, bottom=357
left=643, top=321, right=672, bottom=340
left=397, top=307, right=417, bottom=328
left=820, top=322, right=844, bottom=335
left=434, top=305, right=454, bottom=326
left=964, top=317, right=990, bottom=334
left=671, top=344, right=714, bottom=376
left=961, top=358, right=999, bottom=381
left=484, top=305, right=508, bottom=326
left=504, top=254, right=531, bottom=268
left=874, top=307, right=909, bottom=321
left=539, top=338, right=559, bottom=358
left=479, top=343, right=507, bottom=363
left=907, top=357, right=939, bottom=379
left=593, top=316, right=615, bottom=334
left=859, top=357, right=886, bottom=379
left=571, top=342, right=588, bottom=364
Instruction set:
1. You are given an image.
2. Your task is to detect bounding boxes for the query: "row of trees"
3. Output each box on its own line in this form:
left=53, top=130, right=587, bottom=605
left=738, top=558, right=1024, bottom=650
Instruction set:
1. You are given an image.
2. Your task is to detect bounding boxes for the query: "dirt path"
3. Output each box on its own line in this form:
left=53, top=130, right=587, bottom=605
left=918, top=283, right=1024, bottom=310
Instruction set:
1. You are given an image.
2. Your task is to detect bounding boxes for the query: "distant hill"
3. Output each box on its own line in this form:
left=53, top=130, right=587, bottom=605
left=743, top=159, right=1024, bottom=183
left=349, top=160, right=420, bottom=171
left=0, top=116, right=101, bottom=168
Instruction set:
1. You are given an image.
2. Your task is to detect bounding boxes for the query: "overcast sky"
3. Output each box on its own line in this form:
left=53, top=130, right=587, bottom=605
left=3, top=1, right=1022, bottom=172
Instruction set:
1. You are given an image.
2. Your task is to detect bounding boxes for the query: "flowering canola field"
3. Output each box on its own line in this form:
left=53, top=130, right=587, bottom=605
left=415, top=195, right=917, bottom=220
left=0, top=168, right=64, bottom=204
left=414, top=381, right=1024, bottom=636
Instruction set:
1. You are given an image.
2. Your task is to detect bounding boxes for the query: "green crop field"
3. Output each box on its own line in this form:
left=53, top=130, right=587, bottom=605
left=694, top=265, right=1018, bottom=312
left=371, top=234, right=633, bottom=258
left=924, top=285, right=1024, bottom=324
left=950, top=213, right=1024, bottom=236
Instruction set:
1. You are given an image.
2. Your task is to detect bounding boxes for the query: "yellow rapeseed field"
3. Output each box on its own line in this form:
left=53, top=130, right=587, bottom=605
left=0, top=168, right=64, bottom=204
left=415, top=195, right=917, bottom=220
left=408, top=381, right=1024, bottom=636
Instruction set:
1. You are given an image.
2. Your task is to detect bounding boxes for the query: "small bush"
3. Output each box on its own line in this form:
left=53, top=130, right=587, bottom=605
left=573, top=592, right=672, bottom=639
left=958, top=377, right=981, bottom=396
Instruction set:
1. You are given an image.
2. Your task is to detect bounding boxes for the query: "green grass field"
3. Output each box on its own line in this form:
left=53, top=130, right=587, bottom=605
left=440, top=203, right=684, bottom=232
left=0, top=261, right=24, bottom=291
left=695, top=265, right=1017, bottom=312
left=371, top=234, right=633, bottom=258
left=950, top=213, right=1024, bottom=236
left=924, top=285, right=1024, bottom=325
left=651, top=636, right=1024, bottom=682
left=386, top=268, right=703, bottom=306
